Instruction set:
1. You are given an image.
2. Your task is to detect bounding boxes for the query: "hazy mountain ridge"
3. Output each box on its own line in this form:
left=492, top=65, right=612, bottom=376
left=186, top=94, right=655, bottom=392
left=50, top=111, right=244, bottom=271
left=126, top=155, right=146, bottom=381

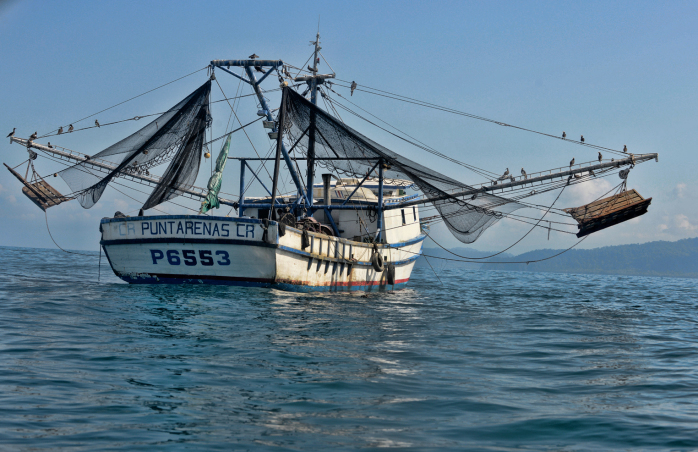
left=468, top=237, right=698, bottom=278
left=418, top=238, right=698, bottom=278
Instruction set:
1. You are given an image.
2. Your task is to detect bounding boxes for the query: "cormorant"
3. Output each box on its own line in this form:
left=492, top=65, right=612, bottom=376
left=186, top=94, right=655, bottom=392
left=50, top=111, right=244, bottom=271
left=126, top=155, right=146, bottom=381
left=68, top=124, right=74, bottom=133
left=623, top=145, right=627, bottom=153
left=570, top=157, right=575, bottom=167
left=248, top=54, right=259, bottom=59
left=6, top=128, right=15, bottom=138
left=562, top=131, right=566, bottom=139
left=598, top=152, right=602, bottom=162
left=58, top=126, right=63, bottom=134
left=580, top=135, right=585, bottom=143
left=521, top=168, right=527, bottom=179
left=351, top=81, right=357, bottom=96
left=29, top=131, right=38, bottom=140
left=95, top=119, right=100, bottom=128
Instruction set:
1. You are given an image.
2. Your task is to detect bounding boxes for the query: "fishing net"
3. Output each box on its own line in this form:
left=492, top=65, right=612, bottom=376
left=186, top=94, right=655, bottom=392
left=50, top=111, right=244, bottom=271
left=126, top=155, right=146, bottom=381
left=59, top=80, right=211, bottom=209
left=282, top=88, right=522, bottom=244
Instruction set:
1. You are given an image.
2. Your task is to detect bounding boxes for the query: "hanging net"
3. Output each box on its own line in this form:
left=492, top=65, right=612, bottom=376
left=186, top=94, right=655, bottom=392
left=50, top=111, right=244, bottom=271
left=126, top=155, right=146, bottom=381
left=59, top=80, right=211, bottom=209
left=282, top=87, right=522, bottom=244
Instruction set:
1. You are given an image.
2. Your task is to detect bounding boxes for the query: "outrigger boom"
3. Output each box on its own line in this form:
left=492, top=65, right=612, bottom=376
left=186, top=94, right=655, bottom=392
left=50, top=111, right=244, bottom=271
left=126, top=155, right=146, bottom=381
left=10, top=137, right=238, bottom=208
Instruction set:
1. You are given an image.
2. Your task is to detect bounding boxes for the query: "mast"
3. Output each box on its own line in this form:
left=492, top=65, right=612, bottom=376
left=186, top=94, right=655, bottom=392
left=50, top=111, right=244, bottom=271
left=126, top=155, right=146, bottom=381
left=306, top=32, right=321, bottom=210
left=209, top=59, right=309, bottom=207
left=268, top=88, right=287, bottom=220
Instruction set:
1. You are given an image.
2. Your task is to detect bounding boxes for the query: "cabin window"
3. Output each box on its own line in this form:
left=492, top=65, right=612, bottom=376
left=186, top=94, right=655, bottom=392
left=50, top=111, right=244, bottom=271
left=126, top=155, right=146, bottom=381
left=413, top=207, right=417, bottom=222
left=401, top=209, right=406, bottom=225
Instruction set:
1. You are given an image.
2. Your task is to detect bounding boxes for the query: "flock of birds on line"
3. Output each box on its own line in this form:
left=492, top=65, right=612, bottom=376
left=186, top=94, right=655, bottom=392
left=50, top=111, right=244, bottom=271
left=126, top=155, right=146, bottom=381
left=494, top=131, right=630, bottom=186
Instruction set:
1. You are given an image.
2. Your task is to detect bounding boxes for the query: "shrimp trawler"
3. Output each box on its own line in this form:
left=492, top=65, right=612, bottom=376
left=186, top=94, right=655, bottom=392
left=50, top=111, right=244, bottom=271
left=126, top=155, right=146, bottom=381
left=4, top=34, right=659, bottom=292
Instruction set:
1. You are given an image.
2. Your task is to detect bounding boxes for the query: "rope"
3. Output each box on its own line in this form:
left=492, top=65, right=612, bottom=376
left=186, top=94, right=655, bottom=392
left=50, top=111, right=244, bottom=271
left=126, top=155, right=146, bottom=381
left=424, top=183, right=568, bottom=260
left=40, top=66, right=209, bottom=138
left=334, top=79, right=628, bottom=156
left=44, top=210, right=94, bottom=256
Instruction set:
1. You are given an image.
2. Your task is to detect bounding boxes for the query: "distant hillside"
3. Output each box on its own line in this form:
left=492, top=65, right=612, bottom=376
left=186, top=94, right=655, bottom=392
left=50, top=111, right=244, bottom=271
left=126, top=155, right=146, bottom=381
left=479, top=237, right=698, bottom=278
left=415, top=247, right=513, bottom=270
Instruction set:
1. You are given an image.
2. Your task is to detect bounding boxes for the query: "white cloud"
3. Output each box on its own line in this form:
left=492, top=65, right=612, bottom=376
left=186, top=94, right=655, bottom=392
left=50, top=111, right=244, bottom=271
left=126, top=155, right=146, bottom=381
left=563, top=178, right=614, bottom=207
left=675, top=214, right=698, bottom=232
left=672, top=183, right=688, bottom=199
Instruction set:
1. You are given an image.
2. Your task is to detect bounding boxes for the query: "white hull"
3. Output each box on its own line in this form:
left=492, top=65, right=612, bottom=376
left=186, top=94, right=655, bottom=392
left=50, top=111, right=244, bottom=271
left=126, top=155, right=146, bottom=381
left=100, top=215, right=424, bottom=292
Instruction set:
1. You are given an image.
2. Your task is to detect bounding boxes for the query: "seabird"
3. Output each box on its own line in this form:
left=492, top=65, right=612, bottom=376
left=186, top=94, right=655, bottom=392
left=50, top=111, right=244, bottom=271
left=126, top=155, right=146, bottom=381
left=308, top=65, right=318, bottom=73
left=48, top=142, right=52, bottom=148
left=351, top=81, right=357, bottom=96
left=249, top=54, right=259, bottom=59
left=569, top=157, right=575, bottom=167
left=521, top=168, right=527, bottom=179
left=580, top=135, right=585, bottom=143
left=598, top=152, right=602, bottom=162
left=562, top=131, right=566, bottom=139
left=623, top=145, right=627, bottom=153
left=68, top=124, right=74, bottom=133
left=95, top=119, right=100, bottom=128
left=29, top=131, right=38, bottom=140
left=497, top=168, right=510, bottom=180
left=589, top=169, right=596, bottom=177
left=574, top=173, right=582, bottom=179
left=6, top=128, right=15, bottom=138
left=58, top=126, right=63, bottom=134
left=255, top=65, right=264, bottom=73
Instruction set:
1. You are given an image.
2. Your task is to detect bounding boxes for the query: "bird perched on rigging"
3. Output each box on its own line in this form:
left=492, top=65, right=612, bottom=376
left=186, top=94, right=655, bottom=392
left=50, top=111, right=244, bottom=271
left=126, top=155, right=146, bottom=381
left=598, top=152, right=602, bottom=162
left=58, top=126, right=63, bottom=134
left=29, top=131, right=38, bottom=140
left=283, top=67, right=292, bottom=79
left=574, top=173, right=582, bottom=179
left=521, top=168, right=527, bottom=179
left=562, top=131, right=566, bottom=139
left=48, top=142, right=52, bottom=148
left=569, top=157, right=575, bottom=167
left=589, top=169, right=596, bottom=177
left=351, top=81, right=357, bottom=96
left=248, top=54, right=259, bottom=59
left=498, top=168, right=510, bottom=180
left=510, top=175, right=515, bottom=183
left=68, top=124, right=74, bottom=133
left=580, top=135, right=585, bottom=143
left=6, top=128, right=15, bottom=138
left=255, top=65, right=264, bottom=73
left=623, top=145, right=627, bottom=153
left=95, top=119, right=100, bottom=128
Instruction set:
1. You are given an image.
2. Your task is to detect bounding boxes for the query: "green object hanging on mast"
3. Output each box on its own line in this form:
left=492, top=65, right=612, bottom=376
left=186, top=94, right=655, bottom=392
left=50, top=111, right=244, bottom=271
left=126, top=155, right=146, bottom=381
left=200, top=134, right=231, bottom=214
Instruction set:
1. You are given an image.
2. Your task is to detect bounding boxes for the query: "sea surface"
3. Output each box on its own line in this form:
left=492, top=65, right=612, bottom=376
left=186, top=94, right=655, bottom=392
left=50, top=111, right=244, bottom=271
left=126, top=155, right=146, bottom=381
left=1, top=245, right=698, bottom=451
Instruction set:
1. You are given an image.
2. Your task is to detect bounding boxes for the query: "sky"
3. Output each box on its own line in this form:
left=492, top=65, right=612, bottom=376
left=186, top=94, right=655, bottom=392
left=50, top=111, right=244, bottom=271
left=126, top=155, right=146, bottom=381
left=0, top=0, right=696, bottom=253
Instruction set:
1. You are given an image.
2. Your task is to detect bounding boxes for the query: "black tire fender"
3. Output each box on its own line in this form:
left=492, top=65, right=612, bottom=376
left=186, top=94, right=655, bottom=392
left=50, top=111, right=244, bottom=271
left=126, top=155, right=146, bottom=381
left=371, top=251, right=384, bottom=272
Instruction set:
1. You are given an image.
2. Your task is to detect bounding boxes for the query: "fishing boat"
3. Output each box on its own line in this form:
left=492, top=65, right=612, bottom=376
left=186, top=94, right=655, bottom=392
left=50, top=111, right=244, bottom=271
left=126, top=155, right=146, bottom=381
left=4, top=34, right=659, bottom=291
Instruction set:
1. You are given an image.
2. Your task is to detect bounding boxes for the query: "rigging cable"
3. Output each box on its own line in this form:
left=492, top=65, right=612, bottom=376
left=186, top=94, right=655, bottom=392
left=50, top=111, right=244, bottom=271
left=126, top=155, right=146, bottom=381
left=40, top=66, right=209, bottom=138
left=333, top=79, right=628, bottom=156
left=325, top=87, right=500, bottom=179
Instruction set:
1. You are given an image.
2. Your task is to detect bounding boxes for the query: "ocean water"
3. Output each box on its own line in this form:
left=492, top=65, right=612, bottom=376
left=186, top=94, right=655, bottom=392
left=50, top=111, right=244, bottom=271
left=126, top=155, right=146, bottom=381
left=1, top=245, right=698, bottom=451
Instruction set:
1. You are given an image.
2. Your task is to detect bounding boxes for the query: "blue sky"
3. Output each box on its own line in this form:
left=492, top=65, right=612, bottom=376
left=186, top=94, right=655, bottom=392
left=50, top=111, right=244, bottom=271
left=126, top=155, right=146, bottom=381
left=0, top=0, right=696, bottom=253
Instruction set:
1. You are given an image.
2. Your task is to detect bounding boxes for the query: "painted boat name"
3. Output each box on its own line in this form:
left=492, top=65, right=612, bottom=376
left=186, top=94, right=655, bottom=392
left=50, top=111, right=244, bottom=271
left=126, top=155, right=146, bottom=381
left=117, top=221, right=255, bottom=238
